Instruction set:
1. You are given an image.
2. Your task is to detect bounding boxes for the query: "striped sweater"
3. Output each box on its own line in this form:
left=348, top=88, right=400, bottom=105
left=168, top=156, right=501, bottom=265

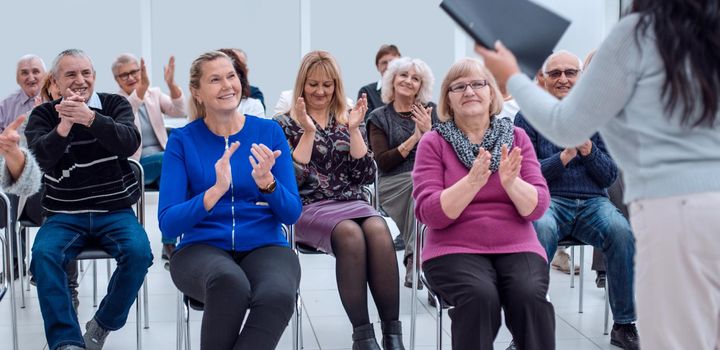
left=25, top=93, right=141, bottom=213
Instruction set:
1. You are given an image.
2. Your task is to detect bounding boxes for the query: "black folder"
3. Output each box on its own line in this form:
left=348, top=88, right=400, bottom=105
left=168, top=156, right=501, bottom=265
left=441, top=0, right=571, bottom=77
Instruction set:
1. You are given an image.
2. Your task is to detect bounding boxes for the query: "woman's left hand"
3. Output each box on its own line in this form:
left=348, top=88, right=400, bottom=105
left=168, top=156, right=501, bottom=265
left=474, top=41, right=521, bottom=87
left=411, top=104, right=433, bottom=134
left=249, top=143, right=281, bottom=189
left=348, top=93, right=368, bottom=131
left=498, top=144, right=523, bottom=189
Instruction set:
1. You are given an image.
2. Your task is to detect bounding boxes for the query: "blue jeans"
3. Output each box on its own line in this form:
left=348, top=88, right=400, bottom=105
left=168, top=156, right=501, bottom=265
left=534, top=196, right=636, bottom=324
left=30, top=209, right=153, bottom=350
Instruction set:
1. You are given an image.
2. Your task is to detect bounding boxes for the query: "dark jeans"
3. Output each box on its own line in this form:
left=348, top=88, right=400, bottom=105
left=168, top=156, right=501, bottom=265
left=424, top=252, right=555, bottom=350
left=534, top=196, right=636, bottom=324
left=30, top=209, right=153, bottom=350
left=170, top=244, right=300, bottom=350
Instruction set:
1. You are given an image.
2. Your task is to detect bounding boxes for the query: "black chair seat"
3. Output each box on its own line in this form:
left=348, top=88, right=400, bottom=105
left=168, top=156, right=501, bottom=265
left=295, top=242, right=325, bottom=255
left=183, top=295, right=205, bottom=311
left=76, top=246, right=112, bottom=260
left=558, top=237, right=587, bottom=247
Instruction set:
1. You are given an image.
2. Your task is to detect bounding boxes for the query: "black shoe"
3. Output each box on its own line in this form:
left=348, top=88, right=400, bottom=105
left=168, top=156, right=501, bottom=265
left=162, top=243, right=176, bottom=260
left=610, top=323, right=640, bottom=350
left=352, top=324, right=381, bottom=350
left=506, top=340, right=517, bottom=350
left=381, top=320, right=405, bottom=350
left=392, top=236, right=405, bottom=251
left=596, top=271, right=607, bottom=289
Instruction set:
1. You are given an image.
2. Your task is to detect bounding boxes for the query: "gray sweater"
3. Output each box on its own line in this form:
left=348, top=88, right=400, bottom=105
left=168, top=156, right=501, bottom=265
left=0, top=148, right=41, bottom=197
left=508, top=13, right=720, bottom=203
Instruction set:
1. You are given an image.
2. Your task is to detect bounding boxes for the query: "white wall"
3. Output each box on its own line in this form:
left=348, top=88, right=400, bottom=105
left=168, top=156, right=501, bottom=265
left=0, top=0, right=620, bottom=112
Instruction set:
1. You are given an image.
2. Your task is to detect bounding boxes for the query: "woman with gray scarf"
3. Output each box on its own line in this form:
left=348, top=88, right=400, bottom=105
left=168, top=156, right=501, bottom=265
left=366, top=57, right=438, bottom=288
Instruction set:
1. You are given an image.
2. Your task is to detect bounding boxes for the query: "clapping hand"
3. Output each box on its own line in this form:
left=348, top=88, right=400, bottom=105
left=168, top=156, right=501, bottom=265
left=498, top=144, right=523, bottom=189
left=136, top=58, right=150, bottom=100
left=214, top=141, right=240, bottom=193
left=467, top=147, right=492, bottom=189
left=55, top=88, right=94, bottom=133
left=411, top=104, right=432, bottom=134
left=249, top=143, right=281, bottom=189
left=0, top=115, right=25, bottom=158
left=348, top=93, right=368, bottom=131
left=164, top=56, right=176, bottom=88
left=293, top=97, right=316, bottom=134
left=576, top=140, right=593, bottom=156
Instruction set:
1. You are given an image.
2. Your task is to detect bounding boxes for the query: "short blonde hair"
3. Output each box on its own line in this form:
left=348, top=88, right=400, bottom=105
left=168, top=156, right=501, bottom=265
left=187, top=51, right=232, bottom=121
left=380, top=57, right=434, bottom=105
left=437, top=58, right=504, bottom=122
left=289, top=51, right=348, bottom=124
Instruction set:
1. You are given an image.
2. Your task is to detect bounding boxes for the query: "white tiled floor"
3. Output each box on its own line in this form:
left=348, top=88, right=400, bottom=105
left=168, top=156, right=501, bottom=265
left=0, top=192, right=622, bottom=349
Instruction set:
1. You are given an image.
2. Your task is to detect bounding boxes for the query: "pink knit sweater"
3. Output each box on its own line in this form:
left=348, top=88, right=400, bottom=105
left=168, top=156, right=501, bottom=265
left=412, top=128, right=550, bottom=263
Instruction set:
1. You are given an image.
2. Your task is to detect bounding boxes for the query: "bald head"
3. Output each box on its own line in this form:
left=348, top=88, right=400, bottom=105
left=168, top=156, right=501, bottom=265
left=542, top=50, right=582, bottom=99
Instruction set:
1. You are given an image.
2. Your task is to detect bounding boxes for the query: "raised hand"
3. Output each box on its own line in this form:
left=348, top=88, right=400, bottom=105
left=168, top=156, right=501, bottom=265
left=0, top=115, right=25, bottom=157
left=249, top=143, right=281, bottom=189
left=136, top=58, right=150, bottom=100
left=293, top=97, right=316, bottom=134
left=411, top=104, right=432, bottom=134
left=467, top=147, right=492, bottom=189
left=348, top=93, right=368, bottom=130
left=213, top=141, right=240, bottom=193
left=576, top=140, right=593, bottom=156
left=164, top=56, right=176, bottom=88
left=499, top=144, right=523, bottom=189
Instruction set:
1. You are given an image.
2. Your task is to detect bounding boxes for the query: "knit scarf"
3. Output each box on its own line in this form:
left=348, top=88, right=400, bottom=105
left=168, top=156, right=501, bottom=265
left=434, top=116, right=514, bottom=172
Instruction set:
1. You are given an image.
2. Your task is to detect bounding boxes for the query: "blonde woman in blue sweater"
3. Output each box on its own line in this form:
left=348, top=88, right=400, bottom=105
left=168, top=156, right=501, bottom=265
left=478, top=1, right=720, bottom=348
left=158, top=51, right=302, bottom=350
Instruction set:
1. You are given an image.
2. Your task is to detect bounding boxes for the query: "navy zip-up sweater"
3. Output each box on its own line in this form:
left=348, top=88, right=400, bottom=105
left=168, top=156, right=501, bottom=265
left=514, top=112, right=617, bottom=199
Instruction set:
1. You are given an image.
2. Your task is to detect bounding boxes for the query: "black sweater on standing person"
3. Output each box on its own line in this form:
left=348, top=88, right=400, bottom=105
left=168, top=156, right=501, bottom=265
left=25, top=93, right=141, bottom=214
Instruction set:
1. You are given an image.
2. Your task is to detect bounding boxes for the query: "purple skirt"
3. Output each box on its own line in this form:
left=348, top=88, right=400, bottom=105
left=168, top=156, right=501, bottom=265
left=295, top=199, right=380, bottom=255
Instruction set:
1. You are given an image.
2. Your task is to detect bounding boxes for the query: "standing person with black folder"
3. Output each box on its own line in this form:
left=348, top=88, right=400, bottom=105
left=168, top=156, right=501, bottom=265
left=477, top=1, right=720, bottom=349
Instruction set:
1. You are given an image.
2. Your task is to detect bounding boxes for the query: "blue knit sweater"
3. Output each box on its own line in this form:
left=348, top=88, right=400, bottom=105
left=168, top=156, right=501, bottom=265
left=515, top=112, right=617, bottom=199
left=158, top=116, right=302, bottom=252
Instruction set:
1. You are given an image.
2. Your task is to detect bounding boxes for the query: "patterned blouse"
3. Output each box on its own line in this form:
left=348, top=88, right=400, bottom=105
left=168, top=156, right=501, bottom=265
left=276, top=113, right=376, bottom=205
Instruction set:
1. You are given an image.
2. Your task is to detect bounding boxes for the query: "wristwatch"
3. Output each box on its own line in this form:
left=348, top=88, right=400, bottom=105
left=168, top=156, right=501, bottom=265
left=259, top=178, right=277, bottom=194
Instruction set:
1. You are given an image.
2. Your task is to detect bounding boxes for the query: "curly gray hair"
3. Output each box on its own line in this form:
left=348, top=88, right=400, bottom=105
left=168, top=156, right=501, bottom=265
left=380, top=57, right=434, bottom=105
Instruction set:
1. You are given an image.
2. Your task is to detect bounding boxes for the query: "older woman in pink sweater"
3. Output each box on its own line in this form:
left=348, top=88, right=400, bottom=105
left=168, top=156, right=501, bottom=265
left=412, top=58, right=554, bottom=350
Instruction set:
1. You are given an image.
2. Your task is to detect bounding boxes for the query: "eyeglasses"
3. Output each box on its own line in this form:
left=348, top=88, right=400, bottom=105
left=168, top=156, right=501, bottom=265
left=544, top=69, right=580, bottom=79
left=448, top=80, right=488, bottom=93
left=116, top=69, right=140, bottom=81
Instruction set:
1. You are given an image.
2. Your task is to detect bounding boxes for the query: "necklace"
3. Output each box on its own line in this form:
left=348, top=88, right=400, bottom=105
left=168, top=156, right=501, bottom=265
left=397, top=110, right=413, bottom=119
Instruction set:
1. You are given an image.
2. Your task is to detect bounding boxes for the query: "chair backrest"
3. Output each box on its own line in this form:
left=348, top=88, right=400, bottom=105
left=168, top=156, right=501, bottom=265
left=414, top=220, right=452, bottom=308
left=18, top=185, right=45, bottom=228
left=0, top=192, right=11, bottom=302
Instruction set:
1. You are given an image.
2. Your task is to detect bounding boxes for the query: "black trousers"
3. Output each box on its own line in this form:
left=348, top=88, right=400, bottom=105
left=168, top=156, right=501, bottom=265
left=170, top=244, right=300, bottom=350
left=423, top=252, right=555, bottom=350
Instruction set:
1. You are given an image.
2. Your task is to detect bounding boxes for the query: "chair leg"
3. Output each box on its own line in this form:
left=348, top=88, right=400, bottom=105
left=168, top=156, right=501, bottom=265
left=23, top=227, right=30, bottom=292
left=15, top=224, right=25, bottom=309
left=292, top=290, right=300, bottom=350
left=435, top=300, right=443, bottom=350
left=92, top=260, right=98, bottom=307
left=176, top=291, right=184, bottom=350
left=136, top=291, right=142, bottom=350
left=106, top=260, right=111, bottom=279
left=570, top=246, right=575, bottom=288
left=184, top=298, right=191, bottom=350
left=579, top=246, right=585, bottom=313
left=79, top=260, right=84, bottom=273
left=143, top=276, right=150, bottom=329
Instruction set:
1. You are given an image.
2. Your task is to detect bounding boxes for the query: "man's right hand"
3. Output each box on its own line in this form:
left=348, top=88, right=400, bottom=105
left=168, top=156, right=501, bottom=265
left=560, top=147, right=578, bottom=166
left=136, top=58, right=150, bottom=100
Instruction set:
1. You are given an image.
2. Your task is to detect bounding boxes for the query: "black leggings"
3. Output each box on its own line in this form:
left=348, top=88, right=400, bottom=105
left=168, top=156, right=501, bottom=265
left=423, top=252, right=555, bottom=350
left=169, top=244, right=300, bottom=350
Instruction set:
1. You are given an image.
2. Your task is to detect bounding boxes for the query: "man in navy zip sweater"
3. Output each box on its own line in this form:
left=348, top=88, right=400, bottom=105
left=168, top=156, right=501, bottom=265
left=25, top=49, right=152, bottom=350
left=514, top=51, right=639, bottom=350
